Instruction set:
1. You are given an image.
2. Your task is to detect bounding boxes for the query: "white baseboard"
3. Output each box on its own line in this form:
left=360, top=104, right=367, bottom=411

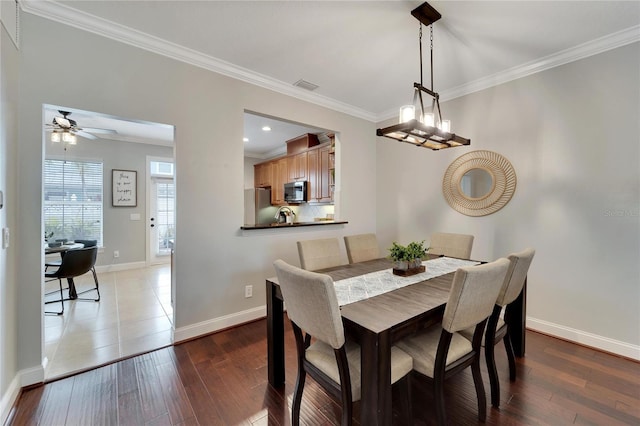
left=174, top=306, right=266, bottom=343
left=0, top=375, right=20, bottom=426
left=94, top=261, right=147, bottom=274
left=0, top=363, right=45, bottom=425
left=527, top=317, right=640, bottom=360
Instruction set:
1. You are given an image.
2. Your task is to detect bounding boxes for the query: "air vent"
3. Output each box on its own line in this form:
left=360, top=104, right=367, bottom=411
left=293, top=79, right=319, bottom=91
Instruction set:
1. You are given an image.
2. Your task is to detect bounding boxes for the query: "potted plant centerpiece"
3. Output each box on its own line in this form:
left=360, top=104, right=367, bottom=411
left=388, top=240, right=429, bottom=276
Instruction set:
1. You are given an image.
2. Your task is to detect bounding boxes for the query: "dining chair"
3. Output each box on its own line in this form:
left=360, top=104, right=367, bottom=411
left=343, top=233, right=380, bottom=263
left=482, top=248, right=535, bottom=408
left=296, top=237, right=345, bottom=271
left=44, top=246, right=99, bottom=315
left=429, top=232, right=474, bottom=259
left=396, top=257, right=510, bottom=425
left=273, top=259, right=413, bottom=426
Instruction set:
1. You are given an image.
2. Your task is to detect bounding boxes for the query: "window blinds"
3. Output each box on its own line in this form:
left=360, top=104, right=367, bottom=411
left=44, top=159, right=103, bottom=245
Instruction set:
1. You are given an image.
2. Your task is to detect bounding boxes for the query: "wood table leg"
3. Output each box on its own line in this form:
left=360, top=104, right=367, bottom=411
left=505, top=279, right=526, bottom=357
left=359, top=329, right=392, bottom=425
left=267, top=279, right=285, bottom=387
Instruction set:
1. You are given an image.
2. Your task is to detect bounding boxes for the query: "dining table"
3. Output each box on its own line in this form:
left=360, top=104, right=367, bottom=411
left=265, top=255, right=526, bottom=426
left=45, top=242, right=85, bottom=299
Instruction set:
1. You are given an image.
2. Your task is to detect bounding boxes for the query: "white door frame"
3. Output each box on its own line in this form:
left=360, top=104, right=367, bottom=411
left=146, top=156, right=175, bottom=265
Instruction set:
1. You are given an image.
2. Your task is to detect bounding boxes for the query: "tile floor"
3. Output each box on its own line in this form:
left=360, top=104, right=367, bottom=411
left=43, top=264, right=173, bottom=381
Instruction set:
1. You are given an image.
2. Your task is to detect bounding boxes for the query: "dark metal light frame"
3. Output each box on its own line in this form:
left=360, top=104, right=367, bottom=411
left=376, top=2, right=470, bottom=151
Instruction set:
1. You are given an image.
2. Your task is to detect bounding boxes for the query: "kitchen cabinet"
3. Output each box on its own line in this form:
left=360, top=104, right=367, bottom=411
left=307, top=142, right=332, bottom=203
left=272, top=157, right=289, bottom=205
left=254, top=162, right=273, bottom=188
left=288, top=151, right=308, bottom=182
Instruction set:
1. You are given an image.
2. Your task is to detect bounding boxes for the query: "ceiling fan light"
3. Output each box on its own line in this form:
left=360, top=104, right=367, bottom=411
left=62, top=132, right=76, bottom=144
left=51, top=132, right=61, bottom=143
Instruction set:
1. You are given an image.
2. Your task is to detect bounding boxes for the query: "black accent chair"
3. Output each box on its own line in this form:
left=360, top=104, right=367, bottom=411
left=44, top=246, right=99, bottom=315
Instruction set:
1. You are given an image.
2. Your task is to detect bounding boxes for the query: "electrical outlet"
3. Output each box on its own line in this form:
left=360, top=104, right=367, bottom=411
left=113, top=250, right=120, bottom=258
left=245, top=285, right=253, bottom=298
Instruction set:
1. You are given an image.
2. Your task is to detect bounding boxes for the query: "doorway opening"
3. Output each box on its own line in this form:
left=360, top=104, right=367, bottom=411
left=42, top=104, right=176, bottom=380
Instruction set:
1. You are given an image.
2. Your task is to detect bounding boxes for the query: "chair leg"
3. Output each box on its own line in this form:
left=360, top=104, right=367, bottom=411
left=291, top=366, right=306, bottom=426
left=44, top=278, right=64, bottom=315
left=74, top=267, right=101, bottom=302
left=433, top=373, right=447, bottom=426
left=485, top=339, right=500, bottom=408
left=503, top=332, right=517, bottom=382
left=471, top=355, right=487, bottom=422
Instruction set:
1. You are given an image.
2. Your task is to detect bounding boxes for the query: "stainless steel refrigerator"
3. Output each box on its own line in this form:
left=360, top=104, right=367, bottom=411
left=244, top=188, right=278, bottom=225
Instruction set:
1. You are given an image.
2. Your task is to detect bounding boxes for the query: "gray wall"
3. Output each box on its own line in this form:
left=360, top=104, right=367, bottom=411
left=15, top=13, right=377, bottom=381
left=0, top=19, right=20, bottom=419
left=47, top=138, right=173, bottom=266
left=376, top=42, right=640, bottom=354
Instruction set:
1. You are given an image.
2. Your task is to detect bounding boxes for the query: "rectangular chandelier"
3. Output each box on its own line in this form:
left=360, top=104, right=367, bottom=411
left=376, top=2, right=471, bottom=151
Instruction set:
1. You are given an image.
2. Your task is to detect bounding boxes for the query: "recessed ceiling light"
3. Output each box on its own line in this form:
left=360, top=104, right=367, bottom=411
left=262, top=126, right=272, bottom=132
left=243, top=137, right=249, bottom=142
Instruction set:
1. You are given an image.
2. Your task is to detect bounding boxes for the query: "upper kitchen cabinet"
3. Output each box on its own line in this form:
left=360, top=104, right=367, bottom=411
left=307, top=141, right=333, bottom=204
left=254, top=161, right=273, bottom=188
left=288, top=151, right=308, bottom=182
left=286, top=133, right=319, bottom=155
left=272, top=157, right=289, bottom=205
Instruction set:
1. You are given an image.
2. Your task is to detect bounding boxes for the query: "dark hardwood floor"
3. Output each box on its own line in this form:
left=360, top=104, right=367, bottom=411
left=7, top=317, right=640, bottom=425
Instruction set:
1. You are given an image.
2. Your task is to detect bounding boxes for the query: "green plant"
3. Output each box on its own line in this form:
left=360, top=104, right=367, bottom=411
left=388, top=240, right=429, bottom=262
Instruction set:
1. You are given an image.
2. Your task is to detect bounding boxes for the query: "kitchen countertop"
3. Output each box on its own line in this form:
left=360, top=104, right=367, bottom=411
left=241, top=220, right=348, bottom=230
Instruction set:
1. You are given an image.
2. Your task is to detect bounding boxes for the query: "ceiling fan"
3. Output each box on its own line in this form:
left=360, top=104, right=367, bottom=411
left=46, top=110, right=117, bottom=141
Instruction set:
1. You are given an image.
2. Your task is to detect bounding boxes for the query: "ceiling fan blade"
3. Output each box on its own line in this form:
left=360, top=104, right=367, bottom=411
left=75, top=130, right=98, bottom=140
left=81, top=127, right=117, bottom=134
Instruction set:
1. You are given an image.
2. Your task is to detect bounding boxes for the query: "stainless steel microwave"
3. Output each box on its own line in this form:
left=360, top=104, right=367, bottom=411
left=284, top=181, right=307, bottom=203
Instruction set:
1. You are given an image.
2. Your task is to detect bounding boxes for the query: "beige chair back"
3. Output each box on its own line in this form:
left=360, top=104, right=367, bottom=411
left=344, top=233, right=380, bottom=264
left=497, top=248, right=535, bottom=307
left=273, top=259, right=344, bottom=349
left=442, top=258, right=510, bottom=333
left=429, top=232, right=474, bottom=259
left=297, top=238, right=344, bottom=271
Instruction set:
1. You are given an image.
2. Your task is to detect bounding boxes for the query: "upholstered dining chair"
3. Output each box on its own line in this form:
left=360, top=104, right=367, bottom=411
left=481, top=248, right=535, bottom=408
left=396, top=257, right=510, bottom=425
left=429, top=232, right=474, bottom=259
left=343, top=233, right=380, bottom=263
left=273, top=259, right=413, bottom=426
left=297, top=237, right=345, bottom=271
left=44, top=246, right=99, bottom=315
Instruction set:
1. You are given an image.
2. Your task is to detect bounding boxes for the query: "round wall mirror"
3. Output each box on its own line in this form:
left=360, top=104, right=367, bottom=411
left=443, top=150, right=516, bottom=216
left=459, top=168, right=495, bottom=199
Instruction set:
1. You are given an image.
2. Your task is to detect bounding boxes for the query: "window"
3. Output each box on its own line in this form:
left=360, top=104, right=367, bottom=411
left=44, top=159, right=103, bottom=245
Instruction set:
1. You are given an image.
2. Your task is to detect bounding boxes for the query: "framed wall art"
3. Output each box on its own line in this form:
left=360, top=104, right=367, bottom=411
left=112, top=169, right=137, bottom=207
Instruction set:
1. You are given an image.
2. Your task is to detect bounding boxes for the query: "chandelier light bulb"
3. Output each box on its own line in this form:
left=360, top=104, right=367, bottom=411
left=440, top=120, right=451, bottom=133
left=422, top=113, right=434, bottom=127
left=399, top=105, right=415, bottom=123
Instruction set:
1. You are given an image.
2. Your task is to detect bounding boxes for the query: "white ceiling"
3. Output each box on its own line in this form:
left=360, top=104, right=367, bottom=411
left=30, top=1, right=640, bottom=154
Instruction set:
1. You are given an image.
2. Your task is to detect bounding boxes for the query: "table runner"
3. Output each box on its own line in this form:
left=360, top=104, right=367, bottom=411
left=334, top=257, right=480, bottom=306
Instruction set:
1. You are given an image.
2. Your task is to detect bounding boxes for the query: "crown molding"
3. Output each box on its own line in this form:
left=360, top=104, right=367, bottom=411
left=377, top=24, right=640, bottom=122
left=19, top=0, right=377, bottom=122
left=20, top=1, right=639, bottom=125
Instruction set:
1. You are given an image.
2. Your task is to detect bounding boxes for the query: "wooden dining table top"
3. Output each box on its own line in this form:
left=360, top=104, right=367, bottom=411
left=314, top=256, right=456, bottom=335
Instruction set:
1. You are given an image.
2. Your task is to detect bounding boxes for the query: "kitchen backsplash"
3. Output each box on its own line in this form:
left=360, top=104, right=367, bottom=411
left=289, top=204, right=335, bottom=222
